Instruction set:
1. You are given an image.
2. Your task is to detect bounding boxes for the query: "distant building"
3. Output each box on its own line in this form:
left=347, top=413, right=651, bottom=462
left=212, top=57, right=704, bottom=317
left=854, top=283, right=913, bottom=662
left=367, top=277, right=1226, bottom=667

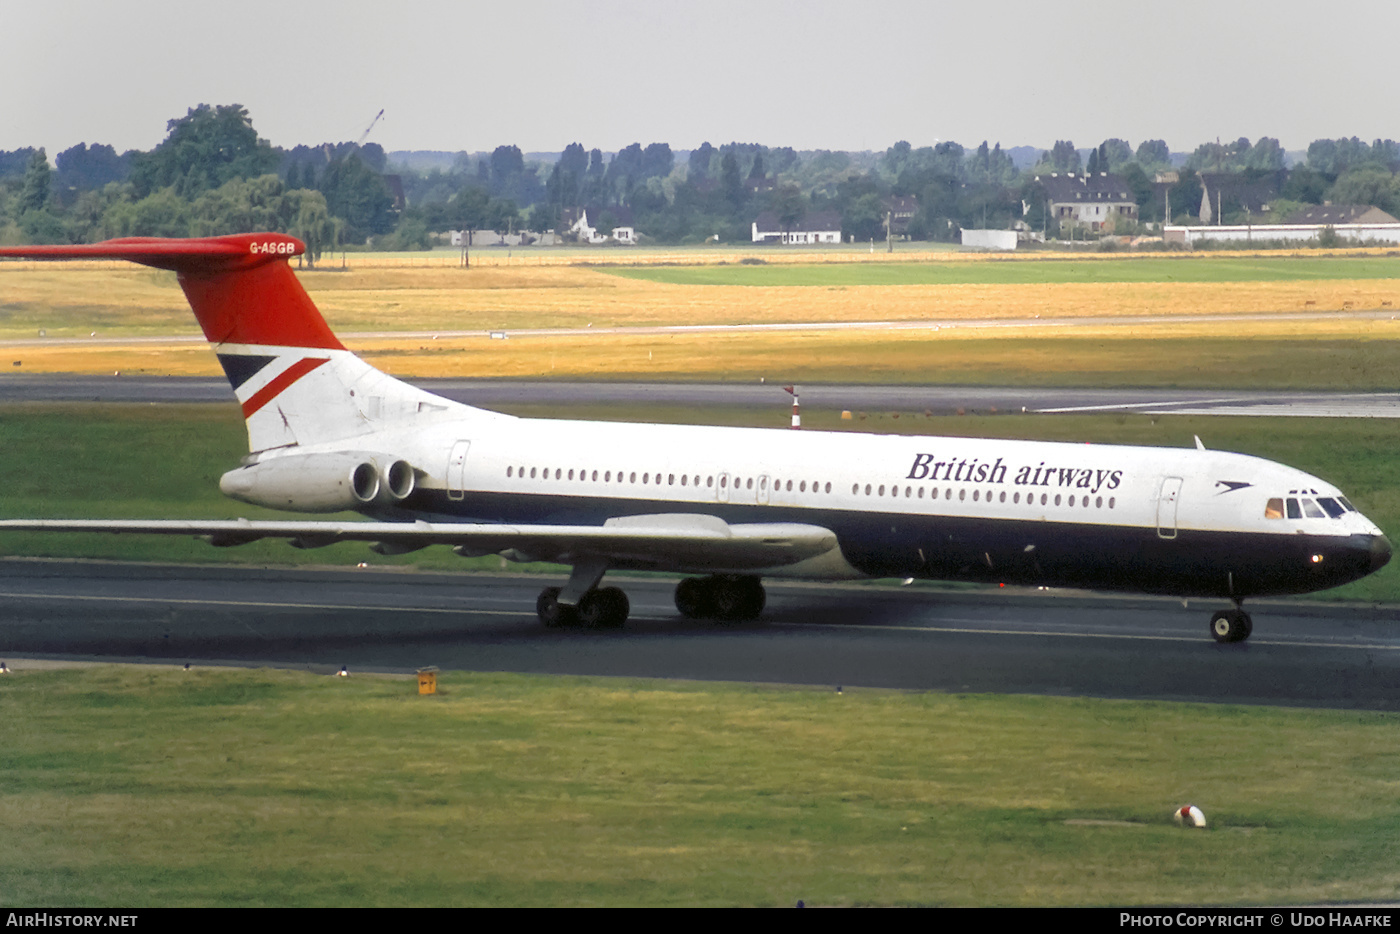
left=1198, top=171, right=1284, bottom=223
left=562, top=205, right=637, bottom=245
left=1165, top=203, right=1400, bottom=246
left=448, top=229, right=545, bottom=247
left=1282, top=204, right=1400, bottom=226
left=960, top=229, right=1017, bottom=250
left=886, top=195, right=917, bottom=238
left=751, top=210, right=842, bottom=244
left=1035, top=172, right=1137, bottom=231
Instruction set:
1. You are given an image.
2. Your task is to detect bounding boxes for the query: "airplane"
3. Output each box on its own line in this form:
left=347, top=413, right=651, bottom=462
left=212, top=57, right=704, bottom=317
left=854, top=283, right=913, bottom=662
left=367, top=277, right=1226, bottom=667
left=0, top=232, right=1390, bottom=643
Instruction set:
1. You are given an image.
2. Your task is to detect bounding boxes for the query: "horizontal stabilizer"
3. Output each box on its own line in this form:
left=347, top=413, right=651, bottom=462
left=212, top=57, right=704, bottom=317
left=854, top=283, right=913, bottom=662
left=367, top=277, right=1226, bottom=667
left=0, top=233, right=304, bottom=273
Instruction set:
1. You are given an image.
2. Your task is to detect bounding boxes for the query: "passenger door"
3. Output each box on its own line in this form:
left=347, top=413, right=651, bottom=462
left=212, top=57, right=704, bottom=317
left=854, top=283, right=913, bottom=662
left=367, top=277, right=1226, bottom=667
left=1156, top=477, right=1182, bottom=539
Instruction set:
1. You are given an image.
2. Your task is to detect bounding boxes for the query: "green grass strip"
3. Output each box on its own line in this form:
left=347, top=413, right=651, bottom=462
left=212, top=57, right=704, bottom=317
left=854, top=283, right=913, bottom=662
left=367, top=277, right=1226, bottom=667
left=1, top=666, right=1397, bottom=906
left=609, top=256, right=1400, bottom=287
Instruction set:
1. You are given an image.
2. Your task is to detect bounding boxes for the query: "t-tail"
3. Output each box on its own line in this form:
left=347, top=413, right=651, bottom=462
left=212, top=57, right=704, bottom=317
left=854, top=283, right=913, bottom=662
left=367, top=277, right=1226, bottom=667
left=0, top=233, right=473, bottom=453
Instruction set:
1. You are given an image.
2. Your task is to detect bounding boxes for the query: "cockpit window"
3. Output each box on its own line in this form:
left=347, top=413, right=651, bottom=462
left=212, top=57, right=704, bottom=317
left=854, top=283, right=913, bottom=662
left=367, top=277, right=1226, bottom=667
left=1301, top=498, right=1327, bottom=519
left=1316, top=497, right=1346, bottom=518
left=1264, top=498, right=1284, bottom=519
left=1286, top=498, right=1302, bottom=519
left=1339, top=496, right=1357, bottom=512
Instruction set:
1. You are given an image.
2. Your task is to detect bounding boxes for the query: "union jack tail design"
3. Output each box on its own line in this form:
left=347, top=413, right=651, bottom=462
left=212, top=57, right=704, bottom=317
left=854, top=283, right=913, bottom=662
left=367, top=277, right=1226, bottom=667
left=0, top=233, right=470, bottom=452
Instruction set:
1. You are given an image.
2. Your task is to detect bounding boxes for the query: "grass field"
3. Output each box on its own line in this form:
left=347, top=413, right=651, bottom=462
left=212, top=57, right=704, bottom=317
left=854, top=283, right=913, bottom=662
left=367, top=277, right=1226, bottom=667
left=3, top=253, right=1399, bottom=343
left=611, top=255, right=1400, bottom=286
left=8, top=321, right=1400, bottom=390
left=2, top=665, right=1398, bottom=907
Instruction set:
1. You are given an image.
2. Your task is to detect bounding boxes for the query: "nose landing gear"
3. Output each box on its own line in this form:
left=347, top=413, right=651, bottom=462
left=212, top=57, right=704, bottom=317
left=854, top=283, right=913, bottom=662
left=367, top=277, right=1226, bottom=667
left=1209, top=606, right=1253, bottom=644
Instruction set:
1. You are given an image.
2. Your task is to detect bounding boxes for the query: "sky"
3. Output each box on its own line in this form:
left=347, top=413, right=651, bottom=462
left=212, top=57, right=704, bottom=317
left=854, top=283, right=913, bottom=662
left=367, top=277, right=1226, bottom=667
left=4, top=0, right=1397, bottom=159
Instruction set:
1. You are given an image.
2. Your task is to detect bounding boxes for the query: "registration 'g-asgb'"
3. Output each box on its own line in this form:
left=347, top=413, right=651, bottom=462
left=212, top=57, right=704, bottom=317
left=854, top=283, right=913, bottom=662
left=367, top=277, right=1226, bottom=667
left=0, top=234, right=1390, bottom=642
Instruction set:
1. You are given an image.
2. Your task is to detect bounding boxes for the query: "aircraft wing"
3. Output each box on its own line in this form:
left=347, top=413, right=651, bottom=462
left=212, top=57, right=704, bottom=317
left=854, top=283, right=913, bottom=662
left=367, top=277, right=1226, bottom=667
left=0, top=513, right=839, bottom=573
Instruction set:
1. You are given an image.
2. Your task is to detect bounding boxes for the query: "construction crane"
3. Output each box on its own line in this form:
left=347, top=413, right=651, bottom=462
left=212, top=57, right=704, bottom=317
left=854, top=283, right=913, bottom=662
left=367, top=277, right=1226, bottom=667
left=356, top=109, right=384, bottom=147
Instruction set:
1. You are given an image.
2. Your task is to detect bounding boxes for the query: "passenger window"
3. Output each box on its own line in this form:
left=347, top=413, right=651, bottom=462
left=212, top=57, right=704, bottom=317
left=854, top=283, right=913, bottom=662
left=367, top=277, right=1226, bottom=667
left=1265, top=498, right=1284, bottom=519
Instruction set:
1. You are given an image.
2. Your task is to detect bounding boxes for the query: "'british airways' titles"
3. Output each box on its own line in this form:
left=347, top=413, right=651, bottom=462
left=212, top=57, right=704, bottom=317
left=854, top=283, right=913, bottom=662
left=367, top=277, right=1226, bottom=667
left=907, top=454, right=1123, bottom=493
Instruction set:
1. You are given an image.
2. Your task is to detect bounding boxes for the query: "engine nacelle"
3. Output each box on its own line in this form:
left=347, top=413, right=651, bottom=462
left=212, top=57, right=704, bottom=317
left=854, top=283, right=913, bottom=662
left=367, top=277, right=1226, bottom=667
left=220, top=453, right=416, bottom=513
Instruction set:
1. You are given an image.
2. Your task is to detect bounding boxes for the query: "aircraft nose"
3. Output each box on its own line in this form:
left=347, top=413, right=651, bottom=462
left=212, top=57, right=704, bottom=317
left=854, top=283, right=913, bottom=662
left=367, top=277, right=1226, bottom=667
left=1371, top=534, right=1392, bottom=573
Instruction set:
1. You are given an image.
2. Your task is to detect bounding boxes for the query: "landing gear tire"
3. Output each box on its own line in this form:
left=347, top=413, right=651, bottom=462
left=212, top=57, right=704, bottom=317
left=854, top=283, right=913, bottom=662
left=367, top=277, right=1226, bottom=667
left=1210, top=609, right=1253, bottom=644
left=713, top=575, right=765, bottom=621
left=578, top=586, right=629, bottom=629
left=676, top=575, right=765, bottom=621
left=537, top=586, right=578, bottom=628
left=675, top=577, right=712, bottom=619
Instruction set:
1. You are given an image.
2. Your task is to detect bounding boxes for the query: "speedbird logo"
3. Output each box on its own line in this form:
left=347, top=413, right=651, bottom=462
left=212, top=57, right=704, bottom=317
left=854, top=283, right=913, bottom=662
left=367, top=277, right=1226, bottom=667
left=907, top=453, right=1123, bottom=493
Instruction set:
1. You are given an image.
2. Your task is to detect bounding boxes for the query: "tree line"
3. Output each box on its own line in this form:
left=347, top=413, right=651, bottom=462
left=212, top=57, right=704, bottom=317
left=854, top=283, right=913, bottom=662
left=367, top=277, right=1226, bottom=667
left=4, top=103, right=1400, bottom=251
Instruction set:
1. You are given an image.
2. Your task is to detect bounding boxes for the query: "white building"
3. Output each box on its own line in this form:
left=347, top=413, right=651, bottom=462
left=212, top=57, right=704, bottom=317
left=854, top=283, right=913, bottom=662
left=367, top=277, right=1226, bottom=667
left=564, top=207, right=637, bottom=245
left=960, top=229, right=1018, bottom=250
left=1165, top=206, right=1400, bottom=246
left=1036, top=172, right=1138, bottom=231
left=1165, top=222, right=1400, bottom=247
left=751, top=210, right=842, bottom=244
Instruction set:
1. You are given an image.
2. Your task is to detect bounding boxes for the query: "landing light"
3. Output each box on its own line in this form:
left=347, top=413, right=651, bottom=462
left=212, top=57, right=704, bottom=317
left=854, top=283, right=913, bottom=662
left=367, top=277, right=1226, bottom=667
left=1311, top=554, right=1325, bottom=564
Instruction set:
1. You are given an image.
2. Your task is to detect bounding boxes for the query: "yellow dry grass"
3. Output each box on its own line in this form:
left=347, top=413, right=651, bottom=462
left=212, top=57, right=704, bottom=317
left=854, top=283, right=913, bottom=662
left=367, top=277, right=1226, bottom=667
left=7, top=315, right=1397, bottom=381
left=5, top=262, right=1400, bottom=339
left=4, top=254, right=1399, bottom=380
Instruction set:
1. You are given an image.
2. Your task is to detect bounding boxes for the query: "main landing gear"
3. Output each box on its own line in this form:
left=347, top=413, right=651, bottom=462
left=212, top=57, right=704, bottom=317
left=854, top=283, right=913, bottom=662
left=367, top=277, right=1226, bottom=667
left=674, top=574, right=766, bottom=622
left=535, top=557, right=629, bottom=629
left=534, top=573, right=769, bottom=629
left=537, top=585, right=630, bottom=629
left=1209, top=604, right=1253, bottom=644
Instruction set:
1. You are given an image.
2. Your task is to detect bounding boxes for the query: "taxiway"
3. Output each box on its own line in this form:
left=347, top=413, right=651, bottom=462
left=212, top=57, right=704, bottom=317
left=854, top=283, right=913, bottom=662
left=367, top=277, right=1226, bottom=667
left=2, top=559, right=1396, bottom=709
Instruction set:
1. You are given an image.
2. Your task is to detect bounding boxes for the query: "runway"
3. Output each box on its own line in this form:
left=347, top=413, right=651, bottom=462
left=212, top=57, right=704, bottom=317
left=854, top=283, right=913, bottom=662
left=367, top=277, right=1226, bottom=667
left=3, top=374, right=1399, bottom=417
left=3, top=559, right=1397, bottom=709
